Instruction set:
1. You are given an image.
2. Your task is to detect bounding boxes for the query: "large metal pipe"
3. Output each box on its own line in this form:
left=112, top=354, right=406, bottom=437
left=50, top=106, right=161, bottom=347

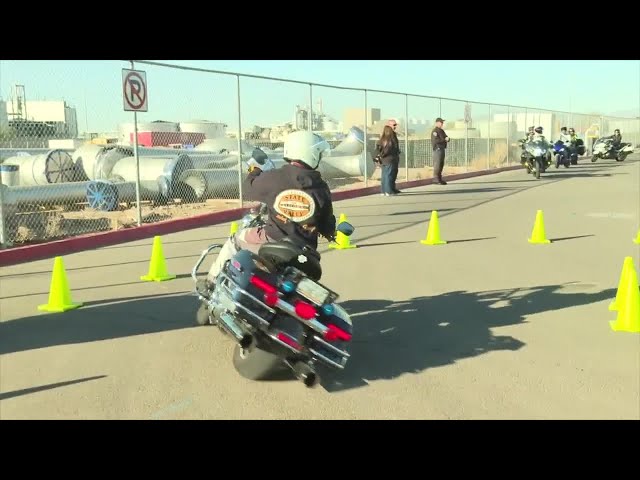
left=85, top=179, right=164, bottom=211
left=72, top=144, right=133, bottom=181
left=328, top=127, right=365, bottom=156
left=176, top=168, right=245, bottom=201
left=109, top=154, right=193, bottom=198
left=0, top=182, right=90, bottom=214
left=3, top=150, right=76, bottom=186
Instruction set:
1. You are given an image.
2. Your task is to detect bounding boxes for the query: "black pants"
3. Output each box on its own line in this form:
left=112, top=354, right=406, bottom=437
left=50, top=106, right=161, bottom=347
left=433, top=148, right=445, bottom=180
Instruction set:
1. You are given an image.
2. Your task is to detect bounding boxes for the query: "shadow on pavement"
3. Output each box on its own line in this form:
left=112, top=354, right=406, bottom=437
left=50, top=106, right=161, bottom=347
left=0, top=293, right=198, bottom=356
left=0, top=375, right=107, bottom=401
left=321, top=283, right=616, bottom=393
left=0, top=274, right=194, bottom=300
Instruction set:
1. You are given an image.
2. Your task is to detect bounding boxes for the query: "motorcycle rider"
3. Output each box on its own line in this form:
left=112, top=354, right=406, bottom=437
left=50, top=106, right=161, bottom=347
left=611, top=129, right=622, bottom=149
left=556, top=127, right=573, bottom=167
left=203, top=130, right=337, bottom=292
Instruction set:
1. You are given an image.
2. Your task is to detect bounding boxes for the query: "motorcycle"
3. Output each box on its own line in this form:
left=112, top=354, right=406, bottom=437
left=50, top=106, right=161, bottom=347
left=591, top=137, right=635, bottom=162
left=521, top=137, right=552, bottom=179
left=191, top=203, right=355, bottom=388
left=552, top=140, right=571, bottom=169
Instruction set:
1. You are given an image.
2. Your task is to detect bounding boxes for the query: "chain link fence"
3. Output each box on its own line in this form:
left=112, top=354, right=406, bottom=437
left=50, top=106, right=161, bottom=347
left=1, top=60, right=638, bottom=248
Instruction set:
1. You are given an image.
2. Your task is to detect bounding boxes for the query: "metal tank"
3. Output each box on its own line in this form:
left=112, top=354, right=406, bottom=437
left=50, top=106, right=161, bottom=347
left=118, top=121, right=180, bottom=144
left=179, top=121, right=226, bottom=139
left=3, top=150, right=76, bottom=185
left=1, top=164, right=20, bottom=186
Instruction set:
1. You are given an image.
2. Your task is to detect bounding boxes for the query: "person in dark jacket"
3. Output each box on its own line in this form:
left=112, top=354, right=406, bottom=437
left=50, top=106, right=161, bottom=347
left=386, top=119, right=402, bottom=194
left=375, top=125, right=401, bottom=196
left=206, top=130, right=336, bottom=285
left=431, top=117, right=450, bottom=185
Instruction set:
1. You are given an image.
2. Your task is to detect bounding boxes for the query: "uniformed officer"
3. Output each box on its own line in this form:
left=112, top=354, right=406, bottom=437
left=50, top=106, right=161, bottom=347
left=431, top=117, right=450, bottom=185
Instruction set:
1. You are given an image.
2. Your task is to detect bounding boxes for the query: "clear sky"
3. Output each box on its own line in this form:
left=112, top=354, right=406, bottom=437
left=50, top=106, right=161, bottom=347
left=1, top=60, right=638, bottom=134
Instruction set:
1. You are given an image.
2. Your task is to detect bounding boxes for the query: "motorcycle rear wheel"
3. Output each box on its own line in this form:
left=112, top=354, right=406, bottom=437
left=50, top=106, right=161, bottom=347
left=232, top=343, right=282, bottom=381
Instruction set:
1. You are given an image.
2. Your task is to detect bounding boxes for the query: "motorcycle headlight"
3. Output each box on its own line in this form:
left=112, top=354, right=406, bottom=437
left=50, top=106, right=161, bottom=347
left=533, top=148, right=544, bottom=156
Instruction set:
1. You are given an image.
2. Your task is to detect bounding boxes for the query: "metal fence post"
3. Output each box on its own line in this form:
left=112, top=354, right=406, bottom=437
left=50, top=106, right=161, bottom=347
left=404, top=94, right=409, bottom=181
left=507, top=105, right=511, bottom=166
left=0, top=173, right=9, bottom=248
left=487, top=104, right=491, bottom=169
left=363, top=89, right=368, bottom=188
left=464, top=103, right=469, bottom=171
left=130, top=60, right=142, bottom=227
left=309, top=84, right=313, bottom=131
left=236, top=75, right=243, bottom=208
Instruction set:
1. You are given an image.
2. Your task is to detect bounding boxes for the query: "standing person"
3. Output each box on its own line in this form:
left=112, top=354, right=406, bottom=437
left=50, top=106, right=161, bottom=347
left=375, top=125, right=401, bottom=197
left=386, top=118, right=402, bottom=194
left=431, top=117, right=450, bottom=185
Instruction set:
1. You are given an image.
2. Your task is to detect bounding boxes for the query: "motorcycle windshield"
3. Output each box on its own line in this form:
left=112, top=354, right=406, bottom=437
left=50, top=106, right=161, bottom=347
left=525, top=139, right=549, bottom=155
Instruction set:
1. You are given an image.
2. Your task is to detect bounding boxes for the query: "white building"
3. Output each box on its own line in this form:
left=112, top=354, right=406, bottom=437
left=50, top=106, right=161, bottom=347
left=5, top=100, right=78, bottom=137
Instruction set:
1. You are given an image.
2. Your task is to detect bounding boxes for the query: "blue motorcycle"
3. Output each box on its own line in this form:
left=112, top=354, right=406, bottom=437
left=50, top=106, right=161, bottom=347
left=552, top=141, right=571, bottom=168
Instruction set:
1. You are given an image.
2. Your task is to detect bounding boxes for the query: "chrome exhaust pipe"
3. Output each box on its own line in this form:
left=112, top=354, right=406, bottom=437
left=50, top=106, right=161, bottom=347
left=292, top=362, right=321, bottom=388
left=219, top=312, right=255, bottom=349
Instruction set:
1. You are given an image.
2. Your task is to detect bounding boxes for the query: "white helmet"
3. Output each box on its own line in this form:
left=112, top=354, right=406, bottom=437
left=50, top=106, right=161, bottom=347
left=283, top=130, right=330, bottom=170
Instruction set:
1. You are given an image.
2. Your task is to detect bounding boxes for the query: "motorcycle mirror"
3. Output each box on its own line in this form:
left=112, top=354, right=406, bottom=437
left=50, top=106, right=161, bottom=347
left=336, top=222, right=355, bottom=236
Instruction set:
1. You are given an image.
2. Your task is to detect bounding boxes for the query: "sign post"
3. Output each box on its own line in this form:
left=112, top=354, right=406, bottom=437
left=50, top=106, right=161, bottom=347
left=122, top=63, right=148, bottom=226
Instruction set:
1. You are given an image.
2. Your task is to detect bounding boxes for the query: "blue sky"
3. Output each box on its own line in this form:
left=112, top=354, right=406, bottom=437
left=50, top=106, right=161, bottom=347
left=1, top=60, right=638, bottom=133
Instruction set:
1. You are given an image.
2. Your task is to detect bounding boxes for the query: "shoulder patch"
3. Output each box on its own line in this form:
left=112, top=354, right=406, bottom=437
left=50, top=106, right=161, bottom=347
left=433, top=131, right=438, bottom=136
left=273, top=189, right=316, bottom=222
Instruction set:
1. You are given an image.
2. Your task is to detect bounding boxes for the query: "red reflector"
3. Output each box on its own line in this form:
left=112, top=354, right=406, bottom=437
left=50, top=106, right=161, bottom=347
left=277, top=332, right=302, bottom=351
left=325, top=324, right=352, bottom=342
left=264, top=292, right=279, bottom=307
left=250, top=274, right=277, bottom=294
left=295, top=301, right=317, bottom=320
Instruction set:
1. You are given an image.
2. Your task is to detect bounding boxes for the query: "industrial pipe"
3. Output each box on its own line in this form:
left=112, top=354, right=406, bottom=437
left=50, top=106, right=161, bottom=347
left=72, top=144, right=134, bottom=181
left=0, top=182, right=91, bottom=214
left=3, top=150, right=76, bottom=186
left=86, top=179, right=165, bottom=211
left=176, top=168, right=245, bottom=201
left=108, top=154, right=193, bottom=198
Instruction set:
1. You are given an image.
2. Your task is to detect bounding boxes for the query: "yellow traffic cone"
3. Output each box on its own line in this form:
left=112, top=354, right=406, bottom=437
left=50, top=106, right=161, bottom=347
left=141, top=236, right=177, bottom=282
left=229, top=221, right=238, bottom=236
left=609, top=260, right=640, bottom=333
left=38, top=256, right=83, bottom=313
left=609, top=256, right=634, bottom=311
left=420, top=210, right=447, bottom=245
left=528, top=210, right=551, bottom=244
left=633, top=228, right=640, bottom=245
left=328, top=213, right=357, bottom=250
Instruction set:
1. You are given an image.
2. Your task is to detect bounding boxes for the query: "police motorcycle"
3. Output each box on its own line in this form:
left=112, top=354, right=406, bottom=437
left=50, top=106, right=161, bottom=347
left=191, top=177, right=355, bottom=388
left=591, top=136, right=634, bottom=162
left=552, top=140, right=572, bottom=169
left=521, top=137, right=552, bottom=179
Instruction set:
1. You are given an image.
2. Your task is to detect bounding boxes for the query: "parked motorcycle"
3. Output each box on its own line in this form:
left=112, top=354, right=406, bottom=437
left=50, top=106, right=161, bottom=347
left=521, top=138, right=552, bottom=179
left=591, top=137, right=635, bottom=162
left=191, top=203, right=355, bottom=388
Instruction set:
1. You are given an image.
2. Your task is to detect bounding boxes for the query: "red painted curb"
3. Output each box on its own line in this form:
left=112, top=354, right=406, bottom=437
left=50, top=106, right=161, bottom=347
left=0, top=164, right=521, bottom=267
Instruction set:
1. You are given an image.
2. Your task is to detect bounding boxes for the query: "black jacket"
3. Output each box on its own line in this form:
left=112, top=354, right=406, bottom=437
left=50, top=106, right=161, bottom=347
left=431, top=127, right=448, bottom=150
left=243, top=163, right=336, bottom=249
left=375, top=133, right=401, bottom=165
